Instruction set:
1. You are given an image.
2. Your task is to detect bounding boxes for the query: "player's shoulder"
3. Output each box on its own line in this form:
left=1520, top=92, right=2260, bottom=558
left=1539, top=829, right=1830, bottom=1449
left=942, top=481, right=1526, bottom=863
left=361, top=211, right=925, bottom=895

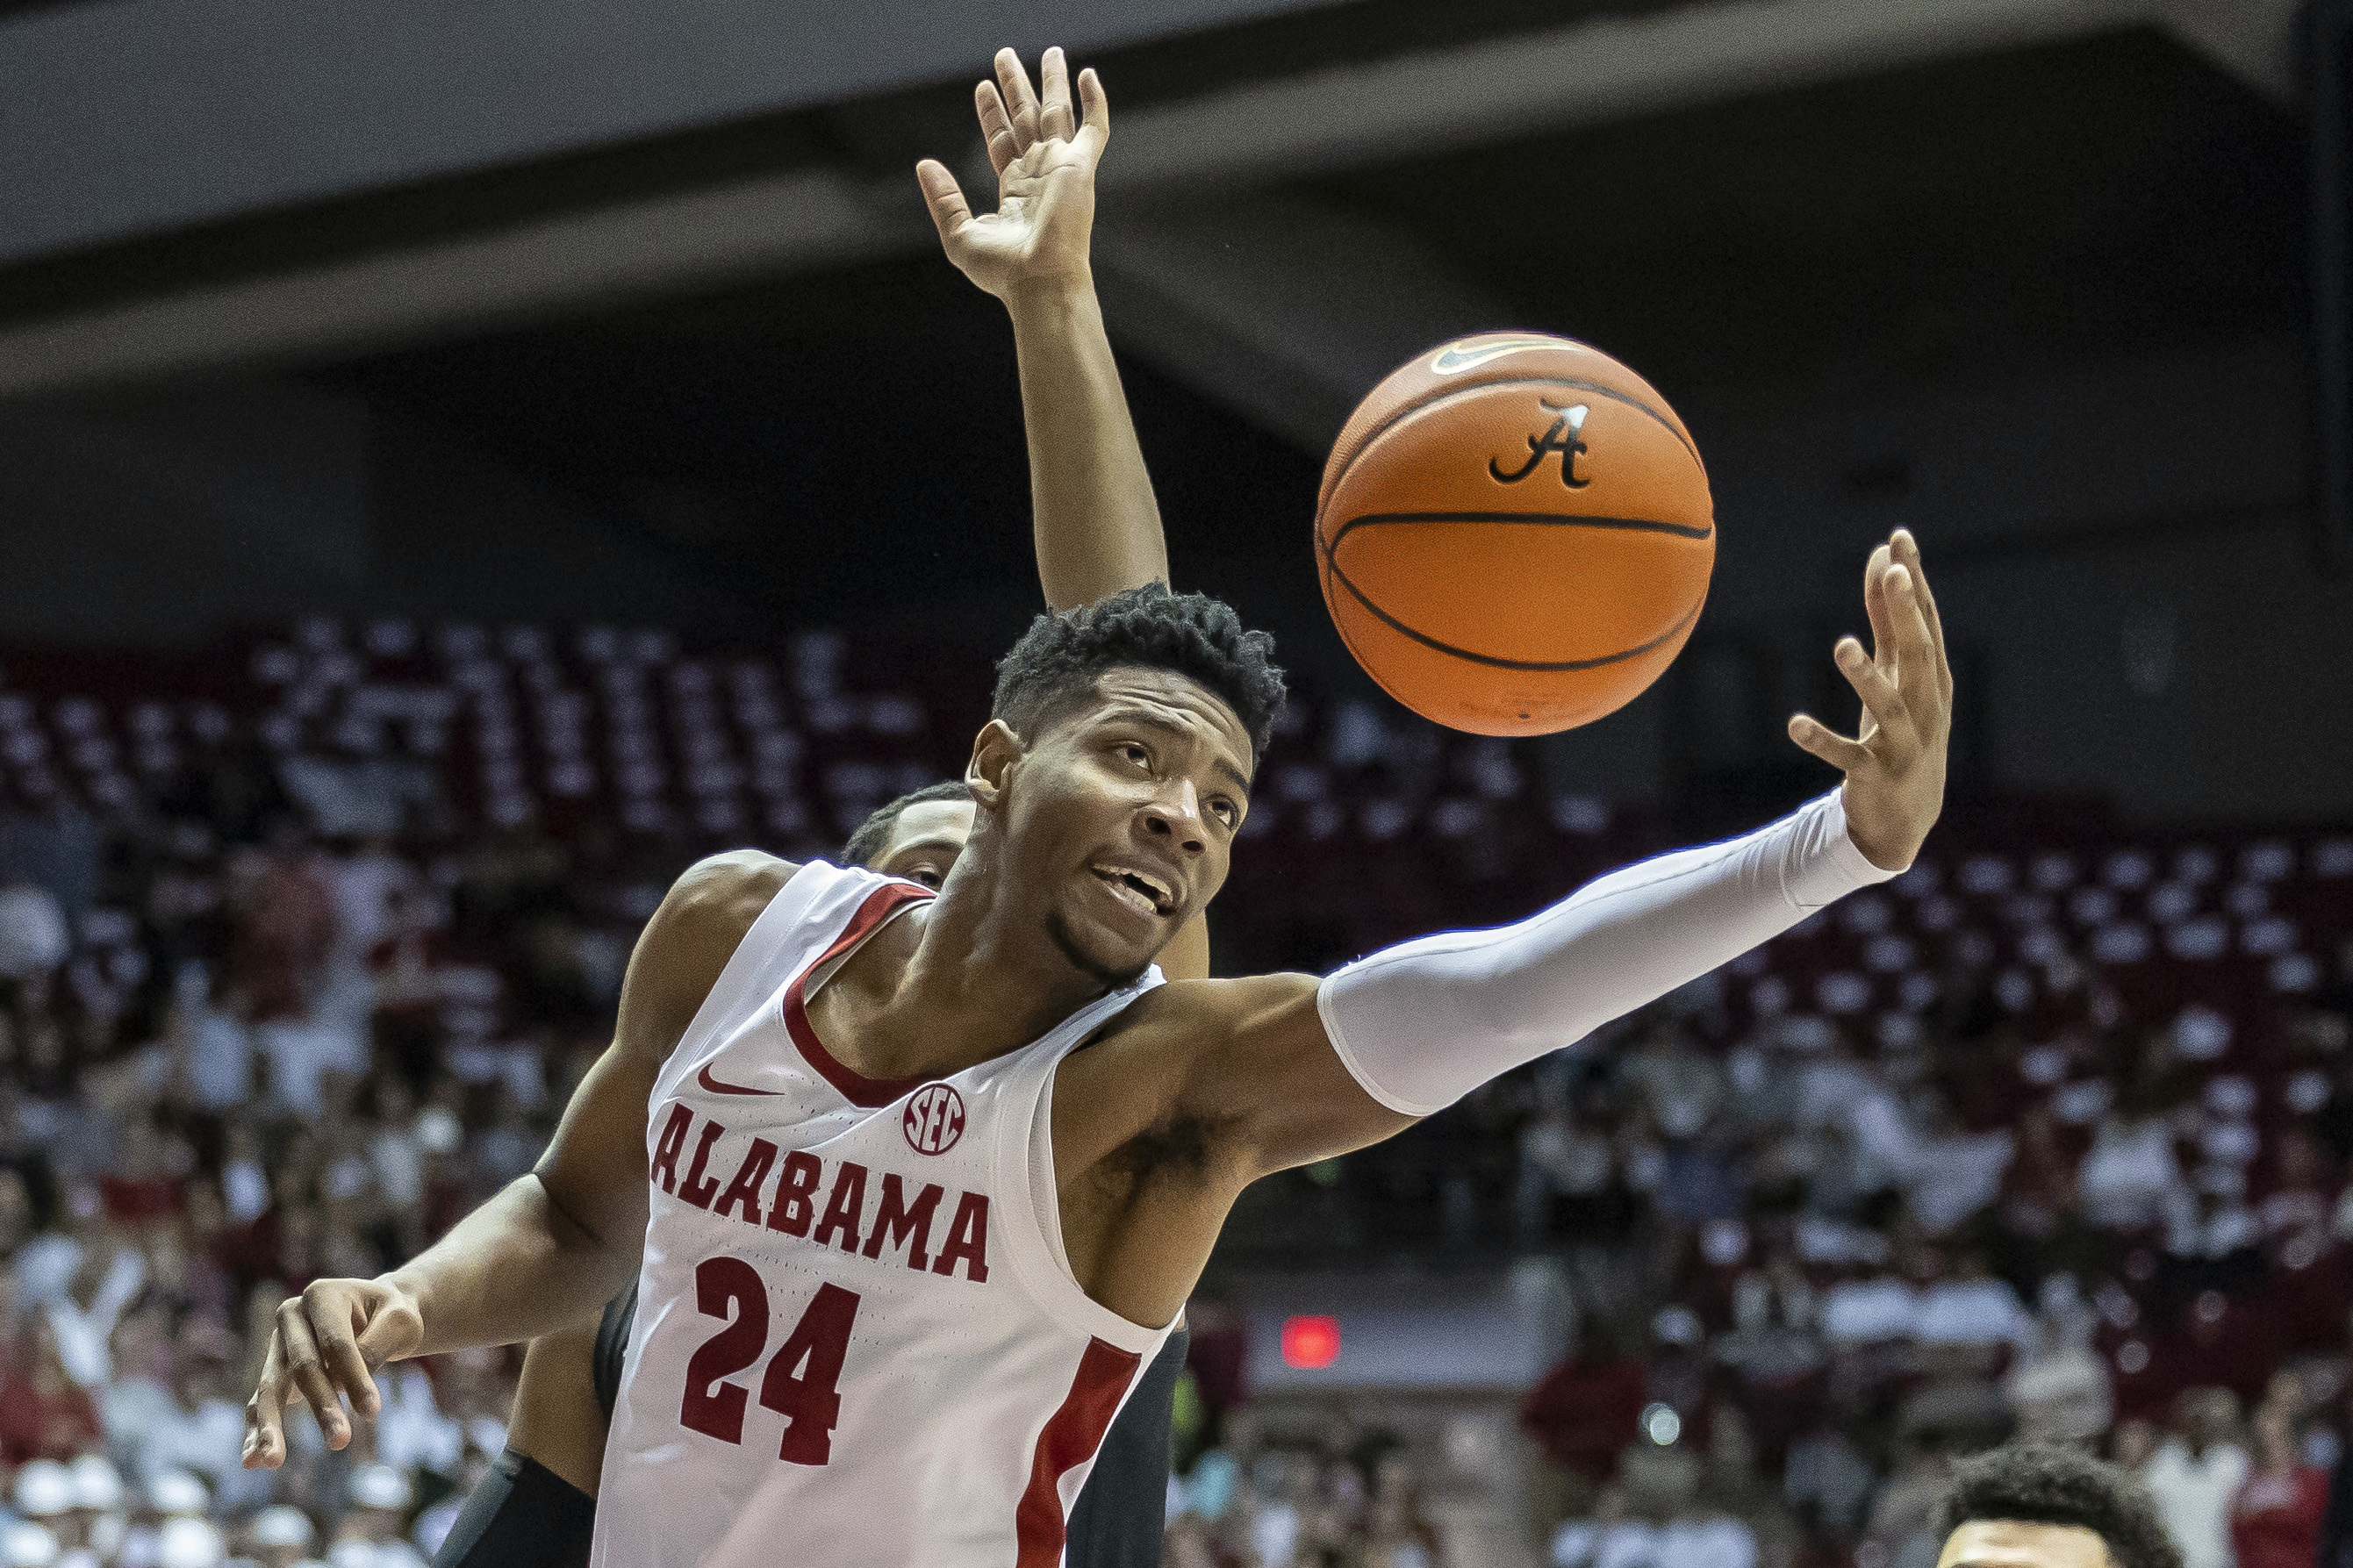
left=660, top=849, right=800, bottom=937
left=641, top=850, right=801, bottom=984
left=619, top=852, right=803, bottom=1063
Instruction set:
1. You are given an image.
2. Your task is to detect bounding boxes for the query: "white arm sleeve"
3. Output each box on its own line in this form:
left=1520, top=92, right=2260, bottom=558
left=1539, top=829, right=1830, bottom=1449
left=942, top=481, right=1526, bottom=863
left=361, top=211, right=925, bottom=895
left=1315, top=790, right=1898, bottom=1116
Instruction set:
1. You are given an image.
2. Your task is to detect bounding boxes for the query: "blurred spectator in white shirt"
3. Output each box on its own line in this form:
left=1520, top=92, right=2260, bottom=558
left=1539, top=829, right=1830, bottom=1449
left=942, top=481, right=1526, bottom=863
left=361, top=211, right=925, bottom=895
left=1914, top=1254, right=2033, bottom=1353
left=1656, top=1511, right=1757, bottom=1568
left=0, top=873, right=68, bottom=981
left=1821, top=1271, right=1919, bottom=1345
left=2080, top=1108, right=2193, bottom=1230
left=1907, top=1117, right=2014, bottom=1236
left=1554, top=1487, right=1657, bottom=1568
left=2144, top=1387, right=2252, bottom=1568
left=329, top=839, right=418, bottom=958
left=44, top=1237, right=143, bottom=1388
left=129, top=1321, right=250, bottom=1503
left=2002, top=1277, right=2113, bottom=1443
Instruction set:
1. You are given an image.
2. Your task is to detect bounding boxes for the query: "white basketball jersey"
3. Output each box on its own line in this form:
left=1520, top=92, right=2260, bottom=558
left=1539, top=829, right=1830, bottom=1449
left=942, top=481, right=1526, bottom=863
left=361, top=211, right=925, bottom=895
left=590, top=861, right=1173, bottom=1568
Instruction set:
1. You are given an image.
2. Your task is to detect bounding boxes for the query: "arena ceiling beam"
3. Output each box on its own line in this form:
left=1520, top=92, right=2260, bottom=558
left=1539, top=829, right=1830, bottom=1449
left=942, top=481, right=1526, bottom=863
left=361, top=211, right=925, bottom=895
left=0, top=169, right=929, bottom=400
left=0, top=0, right=2301, bottom=404
left=0, top=0, right=1345, bottom=269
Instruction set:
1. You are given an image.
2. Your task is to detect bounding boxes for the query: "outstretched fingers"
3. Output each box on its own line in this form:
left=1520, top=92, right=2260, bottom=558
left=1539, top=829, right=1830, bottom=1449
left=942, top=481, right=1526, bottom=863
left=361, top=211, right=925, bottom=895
left=1788, top=712, right=1873, bottom=775
left=973, top=82, right=1021, bottom=178
left=994, top=47, right=1042, bottom=155
left=319, top=1293, right=382, bottom=1421
left=1038, top=47, right=1075, bottom=143
left=1890, top=530, right=1953, bottom=704
left=1860, top=541, right=1895, bottom=671
left=1880, top=564, right=1943, bottom=734
left=1835, top=635, right=1918, bottom=761
left=1076, top=66, right=1110, bottom=155
left=915, top=159, right=974, bottom=240
left=274, top=1295, right=350, bottom=1449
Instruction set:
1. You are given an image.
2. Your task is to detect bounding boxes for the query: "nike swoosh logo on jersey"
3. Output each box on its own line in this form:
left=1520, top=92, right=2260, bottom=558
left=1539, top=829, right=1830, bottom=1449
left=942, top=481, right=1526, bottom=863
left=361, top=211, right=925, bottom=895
left=698, top=1063, right=783, bottom=1097
left=1430, top=338, right=1564, bottom=374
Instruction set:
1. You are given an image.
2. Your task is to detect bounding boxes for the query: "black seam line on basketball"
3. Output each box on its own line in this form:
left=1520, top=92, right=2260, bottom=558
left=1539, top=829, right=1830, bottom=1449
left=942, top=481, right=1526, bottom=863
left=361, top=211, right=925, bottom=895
left=1332, top=376, right=1702, bottom=487
left=1329, top=512, right=1714, bottom=548
left=1322, top=534, right=1706, bottom=672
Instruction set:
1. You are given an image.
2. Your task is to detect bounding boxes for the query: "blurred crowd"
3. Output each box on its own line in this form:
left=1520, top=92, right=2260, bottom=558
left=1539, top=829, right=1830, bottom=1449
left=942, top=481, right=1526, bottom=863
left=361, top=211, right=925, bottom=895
left=0, top=617, right=2345, bottom=1568
left=1488, top=915, right=2353, bottom=1568
left=1160, top=1407, right=1443, bottom=1568
left=0, top=792, right=621, bottom=1564
left=1171, top=826, right=2353, bottom=1565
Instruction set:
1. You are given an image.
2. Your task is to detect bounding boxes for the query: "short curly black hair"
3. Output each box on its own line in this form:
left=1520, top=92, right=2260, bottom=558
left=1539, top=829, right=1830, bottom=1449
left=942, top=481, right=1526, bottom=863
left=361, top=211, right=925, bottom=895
left=1938, top=1445, right=2180, bottom=1568
left=842, top=781, right=972, bottom=870
left=991, top=584, right=1287, bottom=761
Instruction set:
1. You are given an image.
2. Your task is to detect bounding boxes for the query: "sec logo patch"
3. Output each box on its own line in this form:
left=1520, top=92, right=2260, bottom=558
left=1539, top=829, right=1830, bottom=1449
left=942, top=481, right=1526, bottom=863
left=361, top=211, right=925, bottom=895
left=903, top=1082, right=966, bottom=1156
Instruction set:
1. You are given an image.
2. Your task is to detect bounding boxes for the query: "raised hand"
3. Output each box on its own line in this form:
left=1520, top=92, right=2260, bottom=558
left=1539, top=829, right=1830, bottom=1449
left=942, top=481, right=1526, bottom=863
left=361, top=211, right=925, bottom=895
left=241, top=1274, right=423, bottom=1468
left=1788, top=528, right=1952, bottom=870
left=915, top=47, right=1108, bottom=301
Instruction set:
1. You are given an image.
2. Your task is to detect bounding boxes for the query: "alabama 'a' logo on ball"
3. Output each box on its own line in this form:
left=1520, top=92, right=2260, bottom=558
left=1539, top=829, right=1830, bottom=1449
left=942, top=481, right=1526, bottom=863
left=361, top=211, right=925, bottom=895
left=903, top=1082, right=965, bottom=1155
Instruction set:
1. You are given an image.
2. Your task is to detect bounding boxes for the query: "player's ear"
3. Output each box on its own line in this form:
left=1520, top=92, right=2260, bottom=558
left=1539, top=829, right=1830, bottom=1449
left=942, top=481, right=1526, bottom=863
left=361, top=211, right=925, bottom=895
left=966, top=720, right=1023, bottom=811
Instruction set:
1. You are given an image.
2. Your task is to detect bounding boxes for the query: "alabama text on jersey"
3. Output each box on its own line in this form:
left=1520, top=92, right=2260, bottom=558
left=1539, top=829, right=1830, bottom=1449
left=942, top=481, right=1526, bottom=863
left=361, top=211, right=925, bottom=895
left=592, top=861, right=1175, bottom=1568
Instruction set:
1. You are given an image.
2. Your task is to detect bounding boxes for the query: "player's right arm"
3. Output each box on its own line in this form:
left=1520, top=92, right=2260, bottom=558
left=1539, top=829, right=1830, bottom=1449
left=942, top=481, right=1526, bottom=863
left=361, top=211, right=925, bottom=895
left=241, top=851, right=796, bottom=1469
left=1211, top=534, right=1949, bottom=1150
left=1057, top=533, right=1951, bottom=1327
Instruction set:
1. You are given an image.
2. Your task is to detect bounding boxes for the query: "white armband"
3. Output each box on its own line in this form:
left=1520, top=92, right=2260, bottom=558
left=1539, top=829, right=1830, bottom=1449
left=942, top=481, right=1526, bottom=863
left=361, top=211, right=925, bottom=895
left=1315, top=791, right=1897, bottom=1116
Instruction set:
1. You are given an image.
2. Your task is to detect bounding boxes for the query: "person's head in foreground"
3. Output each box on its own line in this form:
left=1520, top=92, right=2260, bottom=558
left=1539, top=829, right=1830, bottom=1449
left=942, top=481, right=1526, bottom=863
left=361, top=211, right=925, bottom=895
left=1936, top=1444, right=2181, bottom=1568
left=966, top=583, right=1283, bottom=988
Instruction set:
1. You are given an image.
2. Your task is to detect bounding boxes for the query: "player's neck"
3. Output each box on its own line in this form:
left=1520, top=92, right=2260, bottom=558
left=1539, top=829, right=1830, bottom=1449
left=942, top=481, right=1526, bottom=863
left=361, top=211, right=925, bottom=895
left=810, top=871, right=1114, bottom=1081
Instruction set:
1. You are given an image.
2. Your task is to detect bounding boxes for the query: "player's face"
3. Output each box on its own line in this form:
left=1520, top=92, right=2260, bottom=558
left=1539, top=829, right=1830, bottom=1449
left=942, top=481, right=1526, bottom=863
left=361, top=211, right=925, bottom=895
left=1936, top=1522, right=2111, bottom=1568
left=870, top=799, right=977, bottom=890
left=1004, top=667, right=1252, bottom=987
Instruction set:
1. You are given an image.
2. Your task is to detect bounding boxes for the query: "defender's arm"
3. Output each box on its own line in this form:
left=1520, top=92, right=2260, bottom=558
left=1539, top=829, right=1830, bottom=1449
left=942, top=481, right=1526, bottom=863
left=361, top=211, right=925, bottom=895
left=918, top=48, right=1167, bottom=612
left=920, top=50, right=1208, bottom=979
left=243, top=852, right=795, bottom=1467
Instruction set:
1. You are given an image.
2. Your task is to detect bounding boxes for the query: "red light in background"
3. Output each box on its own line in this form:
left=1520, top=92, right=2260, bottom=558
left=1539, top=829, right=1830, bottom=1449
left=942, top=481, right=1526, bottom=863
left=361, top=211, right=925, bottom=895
left=1281, top=1314, right=1342, bottom=1370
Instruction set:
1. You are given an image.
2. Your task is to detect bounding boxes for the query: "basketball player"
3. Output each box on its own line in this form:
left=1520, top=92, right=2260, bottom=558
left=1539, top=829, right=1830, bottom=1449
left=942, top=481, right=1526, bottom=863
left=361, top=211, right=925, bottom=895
left=431, top=784, right=966, bottom=1568
left=246, top=79, right=1954, bottom=1568
left=434, top=50, right=1196, bottom=1568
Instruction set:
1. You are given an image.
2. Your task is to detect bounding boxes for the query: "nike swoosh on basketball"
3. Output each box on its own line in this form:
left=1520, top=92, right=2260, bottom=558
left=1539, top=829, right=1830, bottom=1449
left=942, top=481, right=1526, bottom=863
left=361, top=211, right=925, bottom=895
left=698, top=1063, right=783, bottom=1097
left=1430, top=338, right=1566, bottom=375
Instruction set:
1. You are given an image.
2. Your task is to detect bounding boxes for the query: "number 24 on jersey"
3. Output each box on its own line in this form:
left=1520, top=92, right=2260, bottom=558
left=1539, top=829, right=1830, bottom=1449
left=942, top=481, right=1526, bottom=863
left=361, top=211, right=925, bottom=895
left=680, top=1257, right=860, bottom=1465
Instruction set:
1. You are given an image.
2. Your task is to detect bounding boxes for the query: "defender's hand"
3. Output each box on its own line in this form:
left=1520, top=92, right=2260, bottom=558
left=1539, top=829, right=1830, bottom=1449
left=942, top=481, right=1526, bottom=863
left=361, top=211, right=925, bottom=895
left=915, top=47, right=1108, bottom=302
left=241, top=1275, right=423, bottom=1469
left=1788, top=529, right=1952, bottom=870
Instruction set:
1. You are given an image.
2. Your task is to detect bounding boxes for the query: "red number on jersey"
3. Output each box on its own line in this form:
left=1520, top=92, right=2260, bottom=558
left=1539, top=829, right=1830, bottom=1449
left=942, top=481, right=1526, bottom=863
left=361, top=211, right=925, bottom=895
left=680, top=1257, right=768, bottom=1443
left=758, top=1282, right=861, bottom=1465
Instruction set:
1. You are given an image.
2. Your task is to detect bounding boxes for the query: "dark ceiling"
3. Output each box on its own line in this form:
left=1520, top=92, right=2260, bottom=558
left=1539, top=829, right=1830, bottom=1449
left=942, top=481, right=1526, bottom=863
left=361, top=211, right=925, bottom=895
left=326, top=24, right=2306, bottom=666
left=1316, top=26, right=2306, bottom=395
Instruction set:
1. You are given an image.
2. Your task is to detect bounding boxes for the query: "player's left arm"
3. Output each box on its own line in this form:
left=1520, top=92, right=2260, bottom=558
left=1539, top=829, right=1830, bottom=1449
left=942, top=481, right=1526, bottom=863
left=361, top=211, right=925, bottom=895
left=1144, top=530, right=1952, bottom=1176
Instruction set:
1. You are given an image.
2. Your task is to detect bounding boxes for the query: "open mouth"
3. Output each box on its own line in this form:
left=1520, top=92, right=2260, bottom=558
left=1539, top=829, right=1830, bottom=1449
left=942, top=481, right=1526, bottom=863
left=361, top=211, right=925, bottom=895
left=1090, top=863, right=1175, bottom=919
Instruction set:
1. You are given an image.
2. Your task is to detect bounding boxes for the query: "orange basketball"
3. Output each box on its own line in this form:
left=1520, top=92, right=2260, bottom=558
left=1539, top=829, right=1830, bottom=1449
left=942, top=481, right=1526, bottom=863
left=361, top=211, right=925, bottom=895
left=1315, top=332, right=1715, bottom=736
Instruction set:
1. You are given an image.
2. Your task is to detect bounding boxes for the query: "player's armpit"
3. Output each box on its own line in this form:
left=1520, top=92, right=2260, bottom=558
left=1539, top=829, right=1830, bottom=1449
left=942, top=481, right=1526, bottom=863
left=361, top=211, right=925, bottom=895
left=1058, top=975, right=1418, bottom=1189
